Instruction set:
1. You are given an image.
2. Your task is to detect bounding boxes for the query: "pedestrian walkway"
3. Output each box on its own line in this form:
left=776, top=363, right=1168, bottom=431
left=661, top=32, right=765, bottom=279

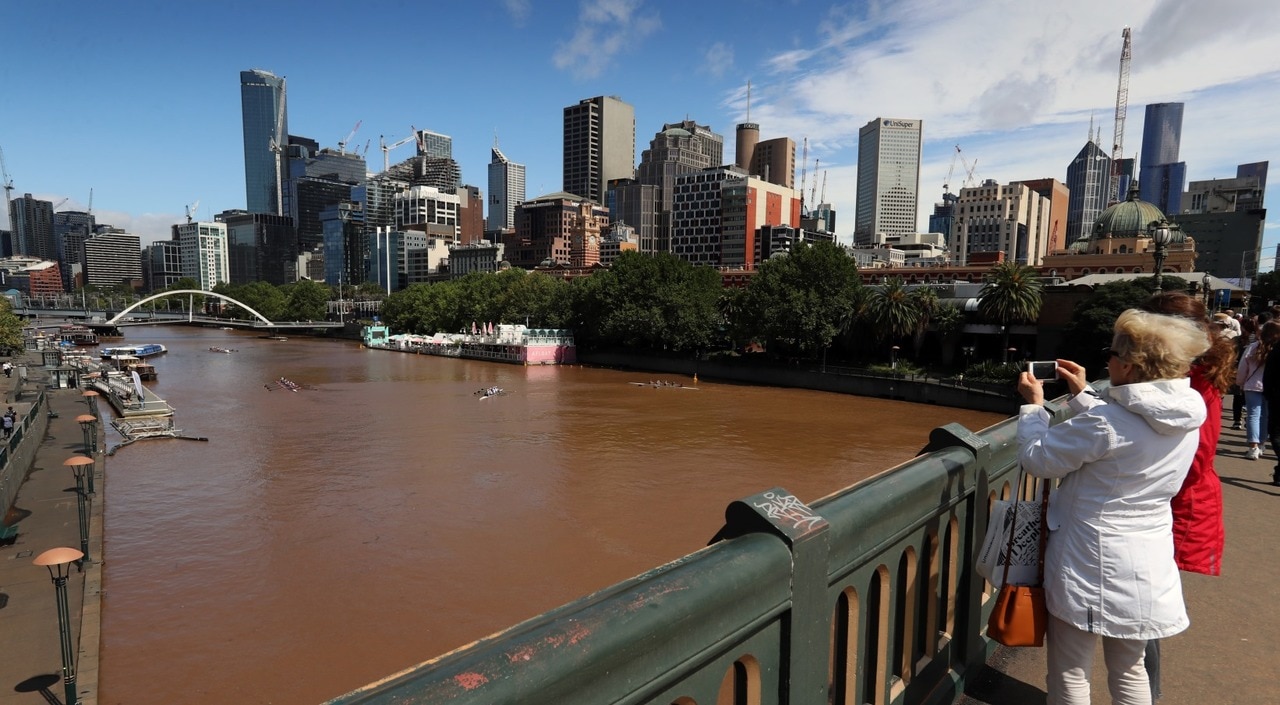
left=958, top=408, right=1279, bottom=704
left=0, top=353, right=103, bottom=705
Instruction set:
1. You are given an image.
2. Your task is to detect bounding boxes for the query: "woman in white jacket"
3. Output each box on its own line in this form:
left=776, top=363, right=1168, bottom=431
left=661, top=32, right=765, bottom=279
left=1017, top=309, right=1209, bottom=705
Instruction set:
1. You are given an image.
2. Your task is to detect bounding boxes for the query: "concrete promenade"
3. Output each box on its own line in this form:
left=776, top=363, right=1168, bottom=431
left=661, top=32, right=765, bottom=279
left=0, top=353, right=103, bottom=705
left=959, top=412, right=1280, bottom=704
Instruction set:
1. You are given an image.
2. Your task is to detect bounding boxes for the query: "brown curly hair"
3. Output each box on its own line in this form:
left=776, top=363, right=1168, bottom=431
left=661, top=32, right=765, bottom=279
left=1139, top=291, right=1236, bottom=393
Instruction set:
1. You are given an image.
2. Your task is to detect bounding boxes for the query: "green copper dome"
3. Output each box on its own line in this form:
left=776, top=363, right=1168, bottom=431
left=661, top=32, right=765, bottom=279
left=1092, top=185, right=1168, bottom=238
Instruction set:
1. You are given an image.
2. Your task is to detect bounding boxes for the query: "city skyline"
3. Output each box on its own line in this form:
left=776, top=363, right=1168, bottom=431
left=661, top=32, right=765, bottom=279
left=2, top=1, right=1277, bottom=268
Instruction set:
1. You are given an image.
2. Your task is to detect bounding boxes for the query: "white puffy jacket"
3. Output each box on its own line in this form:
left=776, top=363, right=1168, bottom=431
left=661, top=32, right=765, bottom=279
left=1017, top=378, right=1205, bottom=639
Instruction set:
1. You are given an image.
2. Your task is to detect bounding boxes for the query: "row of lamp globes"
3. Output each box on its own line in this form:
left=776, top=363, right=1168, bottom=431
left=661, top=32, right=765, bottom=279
left=30, top=393, right=103, bottom=704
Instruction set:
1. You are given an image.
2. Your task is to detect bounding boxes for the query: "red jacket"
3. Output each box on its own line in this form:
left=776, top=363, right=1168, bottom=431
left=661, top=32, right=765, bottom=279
left=1173, top=365, right=1225, bottom=575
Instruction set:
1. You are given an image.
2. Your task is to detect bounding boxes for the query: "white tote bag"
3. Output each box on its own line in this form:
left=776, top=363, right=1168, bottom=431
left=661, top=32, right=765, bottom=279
left=976, top=497, right=1044, bottom=587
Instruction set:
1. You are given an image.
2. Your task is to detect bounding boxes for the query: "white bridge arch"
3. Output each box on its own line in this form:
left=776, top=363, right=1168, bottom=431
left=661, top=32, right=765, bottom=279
left=107, top=289, right=276, bottom=326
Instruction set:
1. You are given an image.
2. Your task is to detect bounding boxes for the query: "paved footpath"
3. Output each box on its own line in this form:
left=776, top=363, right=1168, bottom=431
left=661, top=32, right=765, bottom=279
left=0, top=354, right=103, bottom=705
left=959, top=407, right=1280, bottom=705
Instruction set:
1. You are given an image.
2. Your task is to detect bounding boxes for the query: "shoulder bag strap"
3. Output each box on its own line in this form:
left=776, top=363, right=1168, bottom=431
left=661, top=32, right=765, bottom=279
left=998, top=467, right=1025, bottom=587
left=1036, top=480, right=1051, bottom=584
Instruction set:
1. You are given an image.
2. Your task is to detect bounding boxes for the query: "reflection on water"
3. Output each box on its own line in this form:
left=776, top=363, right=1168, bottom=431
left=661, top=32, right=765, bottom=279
left=96, top=326, right=1003, bottom=704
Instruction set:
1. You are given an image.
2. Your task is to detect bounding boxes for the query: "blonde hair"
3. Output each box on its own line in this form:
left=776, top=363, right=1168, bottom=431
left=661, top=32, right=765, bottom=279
left=1111, top=309, right=1211, bottom=382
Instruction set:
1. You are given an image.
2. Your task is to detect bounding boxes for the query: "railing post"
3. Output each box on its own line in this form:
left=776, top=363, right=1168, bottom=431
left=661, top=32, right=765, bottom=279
left=711, top=487, right=831, bottom=704
left=918, top=422, right=993, bottom=676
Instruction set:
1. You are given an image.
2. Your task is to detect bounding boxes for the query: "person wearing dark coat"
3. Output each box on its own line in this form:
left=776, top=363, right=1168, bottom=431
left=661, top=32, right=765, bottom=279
left=1260, top=319, right=1280, bottom=486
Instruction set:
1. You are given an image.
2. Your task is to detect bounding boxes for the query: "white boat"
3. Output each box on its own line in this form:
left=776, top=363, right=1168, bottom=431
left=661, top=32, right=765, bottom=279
left=101, top=343, right=167, bottom=359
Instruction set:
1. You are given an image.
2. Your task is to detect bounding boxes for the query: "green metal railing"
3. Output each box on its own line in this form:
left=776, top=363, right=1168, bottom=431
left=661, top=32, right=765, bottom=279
left=325, top=398, right=1073, bottom=705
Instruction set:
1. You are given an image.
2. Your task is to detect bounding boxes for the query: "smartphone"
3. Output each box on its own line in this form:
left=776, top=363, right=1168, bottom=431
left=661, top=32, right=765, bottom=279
left=1027, top=361, right=1059, bottom=381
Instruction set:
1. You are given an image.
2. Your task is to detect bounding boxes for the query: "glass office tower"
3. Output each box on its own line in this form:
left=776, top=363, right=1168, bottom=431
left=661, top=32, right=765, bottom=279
left=1139, top=103, right=1185, bottom=215
left=240, top=69, right=288, bottom=215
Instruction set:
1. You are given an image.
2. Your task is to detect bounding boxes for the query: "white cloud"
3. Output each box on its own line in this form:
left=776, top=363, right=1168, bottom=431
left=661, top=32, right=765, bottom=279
left=551, top=0, right=661, bottom=80
left=729, top=0, right=1280, bottom=250
left=503, top=0, right=532, bottom=25
left=702, top=42, right=734, bottom=79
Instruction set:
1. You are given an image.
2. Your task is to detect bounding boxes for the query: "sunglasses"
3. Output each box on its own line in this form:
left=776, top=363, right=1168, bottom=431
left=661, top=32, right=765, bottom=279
left=1103, top=347, right=1122, bottom=359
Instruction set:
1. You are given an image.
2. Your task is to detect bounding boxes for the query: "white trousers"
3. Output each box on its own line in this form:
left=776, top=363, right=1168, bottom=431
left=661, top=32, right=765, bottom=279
left=1046, top=614, right=1152, bottom=705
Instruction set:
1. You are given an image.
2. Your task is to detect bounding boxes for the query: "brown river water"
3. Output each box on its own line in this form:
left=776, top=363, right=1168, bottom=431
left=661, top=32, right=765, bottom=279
left=94, top=326, right=1003, bottom=704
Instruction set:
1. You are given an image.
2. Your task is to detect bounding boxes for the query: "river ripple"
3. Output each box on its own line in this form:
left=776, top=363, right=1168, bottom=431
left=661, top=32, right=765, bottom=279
left=95, top=326, right=1004, bottom=704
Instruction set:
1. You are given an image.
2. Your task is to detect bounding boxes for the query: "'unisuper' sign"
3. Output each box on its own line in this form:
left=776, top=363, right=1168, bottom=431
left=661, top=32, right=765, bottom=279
left=883, top=119, right=917, bottom=128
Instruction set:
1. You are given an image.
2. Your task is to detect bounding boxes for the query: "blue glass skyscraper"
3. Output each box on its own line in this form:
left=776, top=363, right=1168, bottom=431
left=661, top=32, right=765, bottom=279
left=1139, top=103, right=1185, bottom=215
left=240, top=69, right=288, bottom=215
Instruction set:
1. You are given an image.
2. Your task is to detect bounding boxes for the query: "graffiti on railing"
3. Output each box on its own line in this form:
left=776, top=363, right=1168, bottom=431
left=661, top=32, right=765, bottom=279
left=754, top=490, right=822, bottom=531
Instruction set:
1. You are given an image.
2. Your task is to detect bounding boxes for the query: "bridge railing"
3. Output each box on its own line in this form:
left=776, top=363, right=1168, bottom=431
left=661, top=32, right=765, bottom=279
left=324, top=398, right=1074, bottom=705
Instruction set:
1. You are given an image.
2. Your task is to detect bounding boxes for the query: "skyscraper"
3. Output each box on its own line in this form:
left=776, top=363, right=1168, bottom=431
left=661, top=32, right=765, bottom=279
left=854, top=118, right=923, bottom=243
left=8, top=193, right=55, bottom=260
left=1138, top=103, right=1186, bottom=215
left=1064, top=138, right=1113, bottom=246
left=240, top=69, right=288, bottom=215
left=487, top=146, right=526, bottom=231
left=634, top=120, right=725, bottom=253
left=563, top=95, right=635, bottom=204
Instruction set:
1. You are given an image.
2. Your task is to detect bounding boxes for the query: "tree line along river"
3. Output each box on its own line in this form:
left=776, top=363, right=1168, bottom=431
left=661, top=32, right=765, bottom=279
left=93, top=326, right=1004, bottom=705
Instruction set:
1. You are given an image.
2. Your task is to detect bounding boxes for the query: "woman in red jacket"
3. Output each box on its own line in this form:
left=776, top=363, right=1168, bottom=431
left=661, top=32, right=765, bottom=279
left=1140, top=292, right=1234, bottom=699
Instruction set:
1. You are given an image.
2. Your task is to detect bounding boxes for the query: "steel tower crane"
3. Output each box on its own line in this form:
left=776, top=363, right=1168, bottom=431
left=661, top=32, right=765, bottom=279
left=379, top=131, right=417, bottom=172
left=0, top=146, right=13, bottom=223
left=266, top=79, right=287, bottom=214
left=1110, top=27, right=1132, bottom=204
left=338, top=120, right=362, bottom=154
left=799, top=138, right=808, bottom=214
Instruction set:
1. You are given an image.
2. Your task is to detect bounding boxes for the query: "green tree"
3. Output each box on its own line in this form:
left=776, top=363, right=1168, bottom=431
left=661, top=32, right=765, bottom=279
left=866, top=276, right=921, bottom=347
left=229, top=281, right=288, bottom=321
left=0, top=298, right=25, bottom=354
left=977, top=262, right=1044, bottom=361
left=1057, top=276, right=1187, bottom=367
left=737, top=241, right=861, bottom=359
left=931, top=303, right=966, bottom=367
left=576, top=251, right=722, bottom=354
left=282, top=280, right=331, bottom=321
left=1251, top=271, right=1280, bottom=313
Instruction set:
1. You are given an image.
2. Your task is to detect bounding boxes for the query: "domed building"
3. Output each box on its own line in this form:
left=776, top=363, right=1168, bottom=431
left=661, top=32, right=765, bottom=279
left=1041, top=185, right=1196, bottom=280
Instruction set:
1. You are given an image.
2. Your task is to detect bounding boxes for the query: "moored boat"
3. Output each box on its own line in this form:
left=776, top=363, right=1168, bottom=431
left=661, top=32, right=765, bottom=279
left=101, top=343, right=167, bottom=359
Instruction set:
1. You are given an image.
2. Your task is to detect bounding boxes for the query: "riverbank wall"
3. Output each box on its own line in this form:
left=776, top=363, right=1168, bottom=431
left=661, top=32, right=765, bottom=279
left=579, top=351, right=1022, bottom=415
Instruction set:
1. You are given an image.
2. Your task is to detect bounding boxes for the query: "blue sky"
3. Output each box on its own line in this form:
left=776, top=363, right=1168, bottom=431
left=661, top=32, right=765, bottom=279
left=2, top=0, right=1278, bottom=269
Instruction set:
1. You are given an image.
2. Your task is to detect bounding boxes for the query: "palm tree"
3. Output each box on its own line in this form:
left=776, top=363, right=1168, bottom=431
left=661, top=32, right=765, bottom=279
left=909, top=286, right=940, bottom=357
left=977, top=261, right=1043, bottom=362
left=867, top=277, right=921, bottom=359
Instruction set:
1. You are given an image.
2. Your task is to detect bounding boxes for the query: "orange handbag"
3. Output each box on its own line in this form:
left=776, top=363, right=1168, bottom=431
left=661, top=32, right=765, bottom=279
left=986, top=480, right=1050, bottom=647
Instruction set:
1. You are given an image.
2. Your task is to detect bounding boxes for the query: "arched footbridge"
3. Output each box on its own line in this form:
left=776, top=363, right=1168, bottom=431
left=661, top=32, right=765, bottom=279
left=19, top=289, right=344, bottom=329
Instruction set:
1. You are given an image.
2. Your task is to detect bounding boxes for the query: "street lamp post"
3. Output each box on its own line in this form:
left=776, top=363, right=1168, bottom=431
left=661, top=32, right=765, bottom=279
left=63, top=458, right=92, bottom=563
left=76, top=415, right=98, bottom=457
left=80, top=390, right=100, bottom=419
left=1202, top=273, right=1213, bottom=309
left=1148, top=219, right=1173, bottom=292
left=65, top=454, right=95, bottom=498
left=33, top=547, right=85, bottom=705
left=890, top=345, right=900, bottom=372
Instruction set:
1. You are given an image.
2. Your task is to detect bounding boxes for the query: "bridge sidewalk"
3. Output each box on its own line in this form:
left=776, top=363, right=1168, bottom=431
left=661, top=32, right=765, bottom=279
left=958, top=409, right=1279, bottom=705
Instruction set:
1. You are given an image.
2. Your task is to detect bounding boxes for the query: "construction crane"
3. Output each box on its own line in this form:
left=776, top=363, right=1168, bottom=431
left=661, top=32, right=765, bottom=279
left=361, top=139, right=371, bottom=157
left=380, top=131, right=417, bottom=172
left=87, top=188, right=93, bottom=217
left=0, top=146, right=13, bottom=222
left=185, top=199, right=200, bottom=224
left=52, top=197, right=70, bottom=211
left=266, top=79, right=287, bottom=214
left=943, top=149, right=959, bottom=196
left=798, top=138, right=809, bottom=214
left=1110, top=27, right=1132, bottom=204
left=955, top=145, right=979, bottom=188
left=811, top=158, right=821, bottom=207
left=338, top=120, right=362, bottom=154
left=819, top=170, right=828, bottom=205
